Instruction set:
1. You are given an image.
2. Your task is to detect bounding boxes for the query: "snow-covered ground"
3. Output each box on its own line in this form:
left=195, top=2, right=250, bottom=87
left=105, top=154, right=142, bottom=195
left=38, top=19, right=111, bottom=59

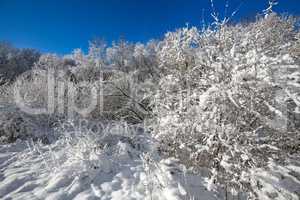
left=0, top=138, right=215, bottom=200
left=1, top=131, right=300, bottom=200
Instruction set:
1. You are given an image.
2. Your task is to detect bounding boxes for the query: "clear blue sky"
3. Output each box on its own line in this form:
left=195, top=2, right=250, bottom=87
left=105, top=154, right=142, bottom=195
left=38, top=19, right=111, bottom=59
left=0, top=0, right=299, bottom=54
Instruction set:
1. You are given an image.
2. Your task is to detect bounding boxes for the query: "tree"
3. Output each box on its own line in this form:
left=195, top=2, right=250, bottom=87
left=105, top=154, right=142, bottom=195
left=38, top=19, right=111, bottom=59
left=0, top=42, right=40, bottom=85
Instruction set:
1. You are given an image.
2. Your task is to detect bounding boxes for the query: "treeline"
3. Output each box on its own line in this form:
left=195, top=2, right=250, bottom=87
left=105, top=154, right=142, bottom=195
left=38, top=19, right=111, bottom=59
left=0, top=42, right=40, bottom=85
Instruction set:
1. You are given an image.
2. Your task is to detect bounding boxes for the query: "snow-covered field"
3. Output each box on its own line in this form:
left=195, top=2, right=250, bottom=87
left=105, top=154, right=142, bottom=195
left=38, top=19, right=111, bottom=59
left=0, top=137, right=216, bottom=200
left=0, top=132, right=300, bottom=200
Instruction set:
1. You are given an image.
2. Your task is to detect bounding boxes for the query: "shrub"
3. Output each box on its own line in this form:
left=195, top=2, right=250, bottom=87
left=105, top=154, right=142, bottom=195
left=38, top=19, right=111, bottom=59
left=148, top=14, right=300, bottom=195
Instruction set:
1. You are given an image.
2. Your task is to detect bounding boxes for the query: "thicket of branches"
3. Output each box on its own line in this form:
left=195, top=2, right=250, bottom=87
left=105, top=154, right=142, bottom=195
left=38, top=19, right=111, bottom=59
left=150, top=14, right=300, bottom=195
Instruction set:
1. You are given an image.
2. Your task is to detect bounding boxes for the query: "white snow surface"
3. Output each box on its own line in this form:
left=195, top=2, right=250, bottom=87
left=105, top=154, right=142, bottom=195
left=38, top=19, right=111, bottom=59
left=0, top=134, right=218, bottom=200
left=0, top=131, right=299, bottom=200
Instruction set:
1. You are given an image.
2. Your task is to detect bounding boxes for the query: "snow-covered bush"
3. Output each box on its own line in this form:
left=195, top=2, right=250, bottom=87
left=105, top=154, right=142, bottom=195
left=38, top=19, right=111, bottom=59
left=44, top=120, right=150, bottom=176
left=0, top=109, right=32, bottom=143
left=148, top=13, right=300, bottom=197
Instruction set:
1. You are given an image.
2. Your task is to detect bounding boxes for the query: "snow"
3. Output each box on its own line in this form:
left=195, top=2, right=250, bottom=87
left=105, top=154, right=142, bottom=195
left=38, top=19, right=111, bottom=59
left=250, top=160, right=300, bottom=200
left=0, top=134, right=217, bottom=200
left=2, top=138, right=299, bottom=200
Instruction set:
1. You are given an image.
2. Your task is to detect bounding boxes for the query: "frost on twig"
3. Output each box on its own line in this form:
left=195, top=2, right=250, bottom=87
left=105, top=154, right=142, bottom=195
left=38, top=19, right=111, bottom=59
left=263, top=0, right=278, bottom=18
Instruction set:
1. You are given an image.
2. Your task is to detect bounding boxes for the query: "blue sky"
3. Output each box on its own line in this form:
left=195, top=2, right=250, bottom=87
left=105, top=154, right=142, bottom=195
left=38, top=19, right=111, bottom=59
left=0, top=0, right=299, bottom=54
